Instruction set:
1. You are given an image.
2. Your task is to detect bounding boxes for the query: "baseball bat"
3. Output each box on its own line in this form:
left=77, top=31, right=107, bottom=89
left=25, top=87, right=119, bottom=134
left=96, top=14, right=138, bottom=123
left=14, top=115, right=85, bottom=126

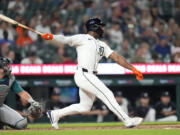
left=0, top=14, right=43, bottom=35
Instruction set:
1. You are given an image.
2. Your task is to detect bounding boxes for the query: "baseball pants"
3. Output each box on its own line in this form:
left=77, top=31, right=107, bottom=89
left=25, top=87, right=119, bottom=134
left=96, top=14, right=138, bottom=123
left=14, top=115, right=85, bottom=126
left=144, top=108, right=156, bottom=122
left=0, top=104, right=27, bottom=129
left=53, top=69, right=129, bottom=122
left=157, top=115, right=178, bottom=122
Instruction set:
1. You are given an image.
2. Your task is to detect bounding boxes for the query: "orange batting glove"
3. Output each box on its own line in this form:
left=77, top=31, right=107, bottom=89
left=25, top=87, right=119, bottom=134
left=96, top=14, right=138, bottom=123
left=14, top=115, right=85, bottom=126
left=41, top=33, right=53, bottom=40
left=132, top=67, right=143, bottom=81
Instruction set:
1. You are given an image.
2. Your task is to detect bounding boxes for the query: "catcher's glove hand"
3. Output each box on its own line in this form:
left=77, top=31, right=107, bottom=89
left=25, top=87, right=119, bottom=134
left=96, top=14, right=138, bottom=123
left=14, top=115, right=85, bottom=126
left=27, top=101, right=42, bottom=118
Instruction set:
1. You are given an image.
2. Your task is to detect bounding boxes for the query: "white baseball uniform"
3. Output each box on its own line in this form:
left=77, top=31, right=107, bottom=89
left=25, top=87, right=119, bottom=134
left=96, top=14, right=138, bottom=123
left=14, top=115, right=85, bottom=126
left=52, top=34, right=129, bottom=122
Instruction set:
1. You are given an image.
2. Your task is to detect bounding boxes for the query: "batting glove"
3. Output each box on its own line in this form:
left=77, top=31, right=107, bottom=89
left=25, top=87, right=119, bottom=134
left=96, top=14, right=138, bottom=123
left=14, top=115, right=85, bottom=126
left=132, top=67, right=143, bottom=81
left=41, top=33, right=53, bottom=40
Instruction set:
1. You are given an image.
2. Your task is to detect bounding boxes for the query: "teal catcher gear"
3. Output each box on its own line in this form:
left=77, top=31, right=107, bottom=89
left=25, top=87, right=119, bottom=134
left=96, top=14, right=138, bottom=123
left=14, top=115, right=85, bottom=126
left=0, top=75, right=23, bottom=106
left=0, top=57, right=26, bottom=129
left=0, top=57, right=33, bottom=129
left=0, top=75, right=15, bottom=106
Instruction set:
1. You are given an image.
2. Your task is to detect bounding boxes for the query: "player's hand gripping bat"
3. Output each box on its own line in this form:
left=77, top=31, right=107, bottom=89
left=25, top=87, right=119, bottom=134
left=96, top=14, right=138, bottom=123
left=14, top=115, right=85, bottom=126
left=0, top=14, right=42, bottom=36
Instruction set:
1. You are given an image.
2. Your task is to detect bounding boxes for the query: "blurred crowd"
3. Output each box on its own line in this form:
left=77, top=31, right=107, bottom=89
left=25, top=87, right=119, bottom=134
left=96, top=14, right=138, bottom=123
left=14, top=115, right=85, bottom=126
left=0, top=0, right=180, bottom=64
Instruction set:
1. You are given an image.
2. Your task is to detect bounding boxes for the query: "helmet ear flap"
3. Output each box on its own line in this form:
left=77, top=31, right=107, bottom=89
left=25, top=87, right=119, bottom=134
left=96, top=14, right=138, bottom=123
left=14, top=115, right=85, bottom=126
left=91, top=24, right=99, bottom=29
left=87, top=24, right=99, bottom=32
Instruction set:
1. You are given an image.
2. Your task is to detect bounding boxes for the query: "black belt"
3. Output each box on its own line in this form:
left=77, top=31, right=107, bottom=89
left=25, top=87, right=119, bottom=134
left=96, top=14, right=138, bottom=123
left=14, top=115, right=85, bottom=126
left=82, top=68, right=97, bottom=75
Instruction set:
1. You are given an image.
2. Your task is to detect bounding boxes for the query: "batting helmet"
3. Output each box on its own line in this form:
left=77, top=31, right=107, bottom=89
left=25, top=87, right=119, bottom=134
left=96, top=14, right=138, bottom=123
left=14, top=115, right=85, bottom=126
left=85, top=18, right=105, bottom=38
left=0, top=57, right=12, bottom=76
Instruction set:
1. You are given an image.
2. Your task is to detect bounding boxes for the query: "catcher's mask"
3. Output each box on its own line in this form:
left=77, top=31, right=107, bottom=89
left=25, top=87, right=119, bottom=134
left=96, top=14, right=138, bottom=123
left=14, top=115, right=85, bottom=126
left=85, top=18, right=105, bottom=38
left=0, top=57, right=12, bottom=76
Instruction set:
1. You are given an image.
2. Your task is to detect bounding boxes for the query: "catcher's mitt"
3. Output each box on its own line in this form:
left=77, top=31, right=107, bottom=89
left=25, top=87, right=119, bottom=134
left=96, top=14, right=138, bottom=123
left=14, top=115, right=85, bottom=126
left=27, top=101, right=42, bottom=118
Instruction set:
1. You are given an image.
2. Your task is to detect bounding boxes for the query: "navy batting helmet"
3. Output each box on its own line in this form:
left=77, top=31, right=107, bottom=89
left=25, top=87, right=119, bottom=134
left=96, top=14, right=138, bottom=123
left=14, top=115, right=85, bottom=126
left=0, top=57, right=12, bottom=76
left=85, top=18, right=105, bottom=38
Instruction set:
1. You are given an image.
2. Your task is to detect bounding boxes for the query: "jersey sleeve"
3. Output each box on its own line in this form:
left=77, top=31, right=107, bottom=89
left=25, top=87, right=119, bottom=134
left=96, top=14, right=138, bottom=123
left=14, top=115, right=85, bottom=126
left=53, top=34, right=82, bottom=47
left=11, top=79, right=23, bottom=94
left=103, top=42, right=114, bottom=58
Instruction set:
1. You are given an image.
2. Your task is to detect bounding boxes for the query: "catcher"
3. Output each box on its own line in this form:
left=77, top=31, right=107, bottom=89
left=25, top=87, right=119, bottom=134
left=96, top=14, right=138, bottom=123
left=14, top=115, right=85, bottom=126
left=0, top=57, right=42, bottom=129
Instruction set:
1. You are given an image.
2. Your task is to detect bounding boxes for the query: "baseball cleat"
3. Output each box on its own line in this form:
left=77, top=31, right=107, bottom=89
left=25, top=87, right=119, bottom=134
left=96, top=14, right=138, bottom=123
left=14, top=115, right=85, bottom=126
left=124, top=117, right=143, bottom=128
left=47, top=110, right=59, bottom=129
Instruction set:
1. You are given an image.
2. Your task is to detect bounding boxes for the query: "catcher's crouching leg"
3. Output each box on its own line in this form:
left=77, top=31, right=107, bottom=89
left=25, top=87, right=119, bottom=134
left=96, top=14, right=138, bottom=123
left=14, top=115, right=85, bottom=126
left=13, top=118, right=27, bottom=129
left=0, top=104, right=28, bottom=130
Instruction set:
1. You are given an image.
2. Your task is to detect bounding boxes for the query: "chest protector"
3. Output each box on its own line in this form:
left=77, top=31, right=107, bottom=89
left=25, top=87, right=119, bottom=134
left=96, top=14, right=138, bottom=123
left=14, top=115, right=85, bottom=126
left=0, top=75, right=15, bottom=106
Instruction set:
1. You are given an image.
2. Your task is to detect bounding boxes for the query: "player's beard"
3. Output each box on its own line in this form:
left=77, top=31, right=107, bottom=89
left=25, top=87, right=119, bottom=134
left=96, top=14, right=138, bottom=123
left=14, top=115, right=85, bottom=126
left=96, top=27, right=104, bottom=38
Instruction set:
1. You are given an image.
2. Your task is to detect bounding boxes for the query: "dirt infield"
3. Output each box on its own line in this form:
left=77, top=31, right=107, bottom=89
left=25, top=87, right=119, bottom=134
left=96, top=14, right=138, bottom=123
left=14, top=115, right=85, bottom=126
left=39, top=124, right=180, bottom=130
left=1, top=124, right=180, bottom=131
left=60, top=124, right=180, bottom=130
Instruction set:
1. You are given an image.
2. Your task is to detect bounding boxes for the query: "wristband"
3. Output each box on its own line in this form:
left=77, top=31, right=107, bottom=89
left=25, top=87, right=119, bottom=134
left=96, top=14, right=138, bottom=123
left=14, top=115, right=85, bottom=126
left=28, top=98, right=35, bottom=104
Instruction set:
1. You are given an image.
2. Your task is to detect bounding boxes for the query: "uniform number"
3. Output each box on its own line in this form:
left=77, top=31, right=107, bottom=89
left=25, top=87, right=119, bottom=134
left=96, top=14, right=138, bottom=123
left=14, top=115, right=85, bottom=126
left=99, top=46, right=104, bottom=56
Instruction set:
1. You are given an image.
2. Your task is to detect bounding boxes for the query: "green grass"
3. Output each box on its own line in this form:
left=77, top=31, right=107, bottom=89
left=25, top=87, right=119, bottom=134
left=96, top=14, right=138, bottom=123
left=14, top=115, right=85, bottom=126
left=1, top=129, right=180, bottom=135
left=0, top=122, right=180, bottom=135
left=28, top=121, right=180, bottom=128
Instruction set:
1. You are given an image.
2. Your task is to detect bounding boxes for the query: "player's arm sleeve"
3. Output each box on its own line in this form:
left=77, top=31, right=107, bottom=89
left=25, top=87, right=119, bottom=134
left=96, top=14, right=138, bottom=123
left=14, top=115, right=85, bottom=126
left=11, top=79, right=23, bottom=94
left=53, top=34, right=82, bottom=47
left=103, top=43, right=114, bottom=58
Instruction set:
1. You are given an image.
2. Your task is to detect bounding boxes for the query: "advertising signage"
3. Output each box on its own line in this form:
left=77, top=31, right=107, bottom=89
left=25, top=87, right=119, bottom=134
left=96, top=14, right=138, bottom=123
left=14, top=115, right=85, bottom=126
left=11, top=64, right=180, bottom=75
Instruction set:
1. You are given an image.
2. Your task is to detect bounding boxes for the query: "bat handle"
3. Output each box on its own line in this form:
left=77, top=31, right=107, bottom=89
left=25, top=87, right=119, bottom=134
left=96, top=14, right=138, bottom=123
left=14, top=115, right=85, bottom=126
left=17, top=23, right=43, bottom=36
left=26, top=27, right=43, bottom=36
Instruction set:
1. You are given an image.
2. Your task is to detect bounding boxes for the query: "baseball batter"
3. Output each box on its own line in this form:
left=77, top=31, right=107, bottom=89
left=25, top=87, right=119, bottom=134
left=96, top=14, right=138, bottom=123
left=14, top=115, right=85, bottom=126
left=41, top=18, right=143, bottom=129
left=0, top=57, right=41, bottom=129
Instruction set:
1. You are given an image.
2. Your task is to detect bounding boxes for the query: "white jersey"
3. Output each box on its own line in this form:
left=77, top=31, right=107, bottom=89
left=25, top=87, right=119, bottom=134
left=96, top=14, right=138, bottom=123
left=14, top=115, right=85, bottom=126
left=51, top=34, right=133, bottom=127
left=53, top=34, right=113, bottom=71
